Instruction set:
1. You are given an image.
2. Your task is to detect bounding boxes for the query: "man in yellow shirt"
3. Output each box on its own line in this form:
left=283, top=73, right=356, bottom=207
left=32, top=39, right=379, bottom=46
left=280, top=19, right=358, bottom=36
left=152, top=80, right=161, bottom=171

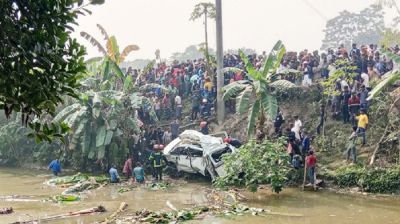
left=356, top=109, right=368, bottom=146
left=203, top=77, right=213, bottom=92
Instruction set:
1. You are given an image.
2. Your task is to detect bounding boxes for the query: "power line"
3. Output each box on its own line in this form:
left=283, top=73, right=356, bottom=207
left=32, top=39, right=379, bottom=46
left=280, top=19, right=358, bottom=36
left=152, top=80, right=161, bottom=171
left=300, top=0, right=328, bottom=21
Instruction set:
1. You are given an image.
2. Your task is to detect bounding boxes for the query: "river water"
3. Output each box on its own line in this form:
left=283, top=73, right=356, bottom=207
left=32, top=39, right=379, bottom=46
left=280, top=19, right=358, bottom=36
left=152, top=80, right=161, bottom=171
left=1, top=168, right=400, bottom=224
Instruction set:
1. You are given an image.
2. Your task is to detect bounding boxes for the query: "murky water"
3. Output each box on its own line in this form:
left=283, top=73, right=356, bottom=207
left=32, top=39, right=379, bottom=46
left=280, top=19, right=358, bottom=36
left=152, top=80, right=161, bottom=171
left=1, top=168, right=400, bottom=224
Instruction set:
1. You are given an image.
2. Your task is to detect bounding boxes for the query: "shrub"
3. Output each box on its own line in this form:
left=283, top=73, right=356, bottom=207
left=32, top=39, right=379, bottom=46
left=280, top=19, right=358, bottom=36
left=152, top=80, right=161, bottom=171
left=214, top=139, right=289, bottom=193
left=335, top=165, right=400, bottom=193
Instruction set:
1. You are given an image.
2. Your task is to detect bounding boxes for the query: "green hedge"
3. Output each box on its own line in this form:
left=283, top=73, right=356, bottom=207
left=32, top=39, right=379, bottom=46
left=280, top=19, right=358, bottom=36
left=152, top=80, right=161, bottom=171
left=335, top=165, right=400, bottom=193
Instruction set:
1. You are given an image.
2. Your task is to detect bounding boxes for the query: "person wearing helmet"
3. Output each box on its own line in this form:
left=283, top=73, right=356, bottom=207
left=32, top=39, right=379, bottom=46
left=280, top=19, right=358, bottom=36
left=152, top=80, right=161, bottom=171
left=200, top=98, right=211, bottom=117
left=200, top=118, right=209, bottom=135
left=149, top=144, right=167, bottom=181
left=224, top=136, right=242, bottom=148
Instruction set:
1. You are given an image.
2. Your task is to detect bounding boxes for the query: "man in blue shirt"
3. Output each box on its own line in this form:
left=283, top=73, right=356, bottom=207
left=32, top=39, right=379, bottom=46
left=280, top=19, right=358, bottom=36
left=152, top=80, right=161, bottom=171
left=133, top=162, right=145, bottom=183
left=109, top=165, right=120, bottom=183
left=48, top=159, right=61, bottom=176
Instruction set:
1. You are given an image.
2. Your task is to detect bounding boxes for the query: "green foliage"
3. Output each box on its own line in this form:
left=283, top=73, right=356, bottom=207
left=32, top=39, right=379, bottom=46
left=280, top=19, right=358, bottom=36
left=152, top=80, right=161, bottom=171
left=0, top=122, right=32, bottom=165
left=215, top=139, right=289, bottom=193
left=222, top=41, right=288, bottom=137
left=380, top=28, right=400, bottom=47
left=47, top=173, right=90, bottom=185
left=0, top=0, right=98, bottom=142
left=335, top=165, right=400, bottom=193
left=189, top=2, right=216, bottom=21
left=321, top=59, right=358, bottom=96
left=51, top=195, right=80, bottom=203
left=53, top=91, right=149, bottom=168
left=81, top=24, right=139, bottom=87
left=134, top=204, right=266, bottom=224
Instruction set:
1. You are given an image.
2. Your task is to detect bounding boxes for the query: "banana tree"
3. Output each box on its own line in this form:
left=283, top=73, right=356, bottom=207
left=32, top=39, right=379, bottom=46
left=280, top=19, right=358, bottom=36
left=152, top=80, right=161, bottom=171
left=80, top=24, right=138, bottom=90
left=222, top=41, right=295, bottom=137
left=53, top=90, right=156, bottom=169
left=367, top=48, right=400, bottom=100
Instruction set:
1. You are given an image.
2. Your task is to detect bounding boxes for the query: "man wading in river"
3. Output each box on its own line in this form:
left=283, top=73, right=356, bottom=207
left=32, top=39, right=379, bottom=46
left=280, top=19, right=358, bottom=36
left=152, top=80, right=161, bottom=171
left=48, top=159, right=61, bottom=176
left=109, top=165, right=120, bottom=183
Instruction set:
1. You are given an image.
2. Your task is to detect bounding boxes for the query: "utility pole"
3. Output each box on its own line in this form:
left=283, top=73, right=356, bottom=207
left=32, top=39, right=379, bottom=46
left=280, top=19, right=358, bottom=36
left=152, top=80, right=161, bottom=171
left=215, top=0, right=225, bottom=124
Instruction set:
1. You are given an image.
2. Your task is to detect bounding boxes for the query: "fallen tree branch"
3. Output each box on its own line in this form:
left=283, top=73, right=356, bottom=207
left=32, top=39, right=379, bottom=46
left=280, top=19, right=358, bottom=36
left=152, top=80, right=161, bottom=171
left=102, top=202, right=128, bottom=224
left=370, top=97, right=400, bottom=165
left=11, top=206, right=106, bottom=224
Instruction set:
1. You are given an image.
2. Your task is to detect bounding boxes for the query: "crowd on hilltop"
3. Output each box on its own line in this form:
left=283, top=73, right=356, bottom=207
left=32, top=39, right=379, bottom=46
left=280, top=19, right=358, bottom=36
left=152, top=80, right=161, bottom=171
left=127, top=43, right=396, bottom=128
left=120, top=43, right=398, bottom=184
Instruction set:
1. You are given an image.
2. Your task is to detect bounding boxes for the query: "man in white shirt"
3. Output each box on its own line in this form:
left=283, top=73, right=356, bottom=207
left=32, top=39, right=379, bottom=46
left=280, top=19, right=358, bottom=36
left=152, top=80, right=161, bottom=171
left=292, top=115, right=302, bottom=140
left=360, top=73, right=369, bottom=87
left=340, top=78, right=349, bottom=92
left=174, top=95, right=182, bottom=119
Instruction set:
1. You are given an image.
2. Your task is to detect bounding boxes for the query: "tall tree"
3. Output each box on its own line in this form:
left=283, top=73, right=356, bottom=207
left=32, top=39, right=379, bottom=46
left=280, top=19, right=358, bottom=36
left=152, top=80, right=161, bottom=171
left=321, top=5, right=384, bottom=50
left=190, top=2, right=216, bottom=74
left=215, top=0, right=225, bottom=124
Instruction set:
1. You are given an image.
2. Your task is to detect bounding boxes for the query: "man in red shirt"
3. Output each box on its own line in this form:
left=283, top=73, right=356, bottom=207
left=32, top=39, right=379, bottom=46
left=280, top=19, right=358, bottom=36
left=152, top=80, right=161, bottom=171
left=306, top=150, right=317, bottom=190
left=348, top=92, right=360, bottom=126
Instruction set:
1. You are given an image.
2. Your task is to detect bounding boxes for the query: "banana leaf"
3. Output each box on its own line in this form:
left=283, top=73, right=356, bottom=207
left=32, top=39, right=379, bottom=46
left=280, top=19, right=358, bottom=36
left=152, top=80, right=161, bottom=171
left=96, top=125, right=106, bottom=147
left=104, top=130, right=113, bottom=145
left=52, top=195, right=80, bottom=202
left=97, top=145, right=106, bottom=159
left=47, top=173, right=89, bottom=185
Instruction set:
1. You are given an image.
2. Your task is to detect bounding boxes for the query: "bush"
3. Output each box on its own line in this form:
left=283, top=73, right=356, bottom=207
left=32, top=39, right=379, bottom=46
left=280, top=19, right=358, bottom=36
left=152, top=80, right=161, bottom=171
left=335, top=165, right=400, bottom=193
left=214, top=139, right=289, bottom=193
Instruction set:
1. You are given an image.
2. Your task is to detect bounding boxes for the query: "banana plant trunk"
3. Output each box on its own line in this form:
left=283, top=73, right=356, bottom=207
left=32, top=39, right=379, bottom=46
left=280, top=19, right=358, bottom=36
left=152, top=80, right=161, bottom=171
left=215, top=0, right=225, bottom=124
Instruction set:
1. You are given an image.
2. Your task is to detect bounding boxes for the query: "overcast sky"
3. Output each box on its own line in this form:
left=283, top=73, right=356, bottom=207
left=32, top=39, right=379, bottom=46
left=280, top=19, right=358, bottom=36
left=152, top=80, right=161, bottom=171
left=73, top=0, right=376, bottom=61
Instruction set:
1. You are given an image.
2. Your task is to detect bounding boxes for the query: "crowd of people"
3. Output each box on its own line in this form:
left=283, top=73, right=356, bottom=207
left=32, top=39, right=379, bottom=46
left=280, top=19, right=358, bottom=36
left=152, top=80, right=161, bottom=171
left=49, top=42, right=396, bottom=187
left=119, top=42, right=395, bottom=186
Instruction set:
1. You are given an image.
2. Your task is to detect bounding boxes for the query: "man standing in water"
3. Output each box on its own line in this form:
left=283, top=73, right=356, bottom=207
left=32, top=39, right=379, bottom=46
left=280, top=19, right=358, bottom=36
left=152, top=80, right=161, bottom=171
left=122, top=155, right=133, bottom=179
left=48, top=159, right=61, bottom=176
left=109, top=165, right=120, bottom=183
left=133, top=162, right=146, bottom=184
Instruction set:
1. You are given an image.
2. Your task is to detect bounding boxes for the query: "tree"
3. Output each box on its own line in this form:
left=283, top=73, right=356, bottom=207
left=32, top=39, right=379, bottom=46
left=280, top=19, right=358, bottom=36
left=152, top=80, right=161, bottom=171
left=321, top=5, right=384, bottom=50
left=0, top=122, right=32, bottom=166
left=80, top=24, right=139, bottom=86
left=53, top=90, right=156, bottom=169
left=0, top=0, right=99, bottom=141
left=321, top=59, right=358, bottom=96
left=222, top=41, right=295, bottom=137
left=170, top=45, right=211, bottom=62
left=190, top=2, right=216, bottom=74
left=215, top=139, right=289, bottom=193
